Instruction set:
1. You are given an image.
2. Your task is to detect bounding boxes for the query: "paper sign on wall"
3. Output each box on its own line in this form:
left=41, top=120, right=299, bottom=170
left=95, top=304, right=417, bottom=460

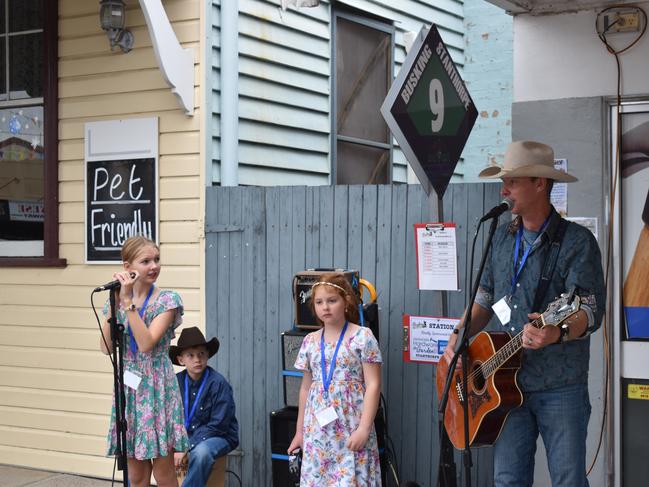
left=403, top=314, right=459, bottom=364
left=414, top=223, right=459, bottom=291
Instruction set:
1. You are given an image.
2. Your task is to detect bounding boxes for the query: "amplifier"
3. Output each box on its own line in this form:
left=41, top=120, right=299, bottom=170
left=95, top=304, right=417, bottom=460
left=270, top=407, right=300, bottom=487
left=281, top=330, right=309, bottom=407
left=292, top=269, right=360, bottom=329
left=282, top=329, right=310, bottom=372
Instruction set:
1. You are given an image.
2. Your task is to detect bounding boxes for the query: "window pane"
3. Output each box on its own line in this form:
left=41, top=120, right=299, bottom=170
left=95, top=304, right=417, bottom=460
left=336, top=141, right=389, bottom=184
left=0, top=37, right=6, bottom=100
left=9, top=0, right=43, bottom=32
left=9, top=32, right=42, bottom=99
left=336, top=17, right=390, bottom=143
left=0, top=0, right=6, bottom=34
left=0, top=105, right=44, bottom=241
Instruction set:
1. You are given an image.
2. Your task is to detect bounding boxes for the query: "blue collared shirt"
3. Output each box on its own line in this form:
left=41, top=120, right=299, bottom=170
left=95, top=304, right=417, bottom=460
left=476, top=207, right=606, bottom=392
left=177, top=366, right=239, bottom=452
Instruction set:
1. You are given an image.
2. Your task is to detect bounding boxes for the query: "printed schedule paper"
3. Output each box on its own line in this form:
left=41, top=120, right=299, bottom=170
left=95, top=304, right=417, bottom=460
left=414, top=223, right=459, bottom=291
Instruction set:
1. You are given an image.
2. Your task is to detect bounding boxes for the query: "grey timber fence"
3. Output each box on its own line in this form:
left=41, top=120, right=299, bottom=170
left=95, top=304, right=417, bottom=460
left=205, top=183, right=501, bottom=486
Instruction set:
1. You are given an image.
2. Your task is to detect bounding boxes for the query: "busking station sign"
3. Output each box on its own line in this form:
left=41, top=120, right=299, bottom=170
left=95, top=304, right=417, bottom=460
left=381, top=24, right=477, bottom=197
left=84, top=118, right=159, bottom=263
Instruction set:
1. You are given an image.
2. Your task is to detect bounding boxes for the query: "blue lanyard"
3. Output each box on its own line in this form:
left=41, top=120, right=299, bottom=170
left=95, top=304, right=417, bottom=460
left=510, top=217, right=550, bottom=296
left=128, top=284, right=155, bottom=355
left=320, top=321, right=348, bottom=399
left=184, top=369, right=210, bottom=429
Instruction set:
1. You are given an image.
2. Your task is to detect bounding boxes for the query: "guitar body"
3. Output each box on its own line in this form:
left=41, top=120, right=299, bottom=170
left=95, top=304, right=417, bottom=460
left=436, top=331, right=523, bottom=449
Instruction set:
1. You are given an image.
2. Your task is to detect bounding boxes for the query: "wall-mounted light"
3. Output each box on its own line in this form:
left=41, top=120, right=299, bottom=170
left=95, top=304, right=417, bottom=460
left=100, top=0, right=134, bottom=53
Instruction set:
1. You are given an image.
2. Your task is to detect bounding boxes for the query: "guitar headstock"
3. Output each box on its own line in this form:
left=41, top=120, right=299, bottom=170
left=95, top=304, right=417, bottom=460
left=541, top=290, right=581, bottom=327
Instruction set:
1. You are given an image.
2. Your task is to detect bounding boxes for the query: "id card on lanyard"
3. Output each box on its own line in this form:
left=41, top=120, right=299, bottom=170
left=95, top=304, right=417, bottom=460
left=316, top=322, right=348, bottom=428
left=492, top=217, right=550, bottom=325
left=128, top=284, right=155, bottom=356
left=184, top=369, right=210, bottom=430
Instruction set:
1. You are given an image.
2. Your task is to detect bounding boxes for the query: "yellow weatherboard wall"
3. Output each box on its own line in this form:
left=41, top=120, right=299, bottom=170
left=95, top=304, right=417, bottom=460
left=0, top=0, right=204, bottom=479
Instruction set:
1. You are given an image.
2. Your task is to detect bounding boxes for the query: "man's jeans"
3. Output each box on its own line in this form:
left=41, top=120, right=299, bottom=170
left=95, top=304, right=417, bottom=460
left=183, top=436, right=231, bottom=487
left=494, top=382, right=591, bottom=487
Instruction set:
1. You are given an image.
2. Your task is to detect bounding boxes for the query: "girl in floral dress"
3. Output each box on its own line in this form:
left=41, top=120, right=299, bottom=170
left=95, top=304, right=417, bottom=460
left=288, top=272, right=382, bottom=486
left=100, top=236, right=188, bottom=487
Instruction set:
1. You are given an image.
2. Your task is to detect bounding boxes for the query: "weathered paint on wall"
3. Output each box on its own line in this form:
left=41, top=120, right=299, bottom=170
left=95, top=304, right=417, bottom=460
left=458, top=0, right=513, bottom=182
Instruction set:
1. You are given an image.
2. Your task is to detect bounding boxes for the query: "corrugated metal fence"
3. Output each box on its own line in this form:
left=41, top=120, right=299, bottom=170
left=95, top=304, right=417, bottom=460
left=205, top=183, right=501, bottom=486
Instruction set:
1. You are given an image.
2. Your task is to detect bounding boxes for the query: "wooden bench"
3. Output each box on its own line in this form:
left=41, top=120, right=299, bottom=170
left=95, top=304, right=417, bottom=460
left=176, top=454, right=227, bottom=487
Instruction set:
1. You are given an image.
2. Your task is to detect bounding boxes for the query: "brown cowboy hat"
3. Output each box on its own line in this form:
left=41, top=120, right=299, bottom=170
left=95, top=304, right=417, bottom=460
left=478, top=140, right=578, bottom=182
left=169, top=327, right=220, bottom=365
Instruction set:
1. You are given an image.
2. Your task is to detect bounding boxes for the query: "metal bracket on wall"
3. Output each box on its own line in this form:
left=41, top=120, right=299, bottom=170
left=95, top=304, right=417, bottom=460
left=205, top=224, right=244, bottom=234
left=138, top=0, right=194, bottom=115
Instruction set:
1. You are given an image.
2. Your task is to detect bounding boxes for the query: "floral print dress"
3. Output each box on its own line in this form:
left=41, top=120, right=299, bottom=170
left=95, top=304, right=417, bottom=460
left=295, top=325, right=383, bottom=486
left=103, top=289, right=188, bottom=460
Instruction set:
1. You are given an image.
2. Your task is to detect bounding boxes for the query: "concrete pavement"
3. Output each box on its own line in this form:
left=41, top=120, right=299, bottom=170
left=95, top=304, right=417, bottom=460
left=0, top=465, right=116, bottom=487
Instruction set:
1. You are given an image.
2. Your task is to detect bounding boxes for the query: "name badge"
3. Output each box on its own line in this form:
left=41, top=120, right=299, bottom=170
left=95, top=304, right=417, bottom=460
left=492, top=296, right=511, bottom=325
left=315, top=406, right=338, bottom=428
left=124, top=370, right=142, bottom=390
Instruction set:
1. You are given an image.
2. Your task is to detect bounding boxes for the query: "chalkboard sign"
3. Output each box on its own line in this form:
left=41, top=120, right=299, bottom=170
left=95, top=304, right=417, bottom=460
left=86, top=157, right=157, bottom=262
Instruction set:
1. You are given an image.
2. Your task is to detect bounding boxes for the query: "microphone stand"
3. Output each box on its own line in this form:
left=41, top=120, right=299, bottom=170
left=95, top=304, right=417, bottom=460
left=437, top=215, right=499, bottom=487
left=108, top=288, right=129, bottom=486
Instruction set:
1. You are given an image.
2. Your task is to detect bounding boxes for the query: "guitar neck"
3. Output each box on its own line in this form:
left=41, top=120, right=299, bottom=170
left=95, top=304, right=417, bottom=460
left=482, top=316, right=545, bottom=378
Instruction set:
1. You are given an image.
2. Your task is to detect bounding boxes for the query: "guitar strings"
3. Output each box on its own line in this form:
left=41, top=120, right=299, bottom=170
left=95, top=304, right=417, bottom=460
left=461, top=316, right=544, bottom=387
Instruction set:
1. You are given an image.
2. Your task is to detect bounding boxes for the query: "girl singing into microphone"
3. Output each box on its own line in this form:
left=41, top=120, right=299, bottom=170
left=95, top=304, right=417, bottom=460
left=99, top=236, right=187, bottom=487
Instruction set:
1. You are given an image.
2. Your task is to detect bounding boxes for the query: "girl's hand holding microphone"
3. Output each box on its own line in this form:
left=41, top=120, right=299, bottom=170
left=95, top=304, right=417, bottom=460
left=112, top=270, right=139, bottom=303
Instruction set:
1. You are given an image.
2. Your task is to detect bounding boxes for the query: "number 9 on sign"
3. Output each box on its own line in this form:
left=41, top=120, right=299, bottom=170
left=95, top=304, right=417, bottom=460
left=429, top=78, right=444, bottom=132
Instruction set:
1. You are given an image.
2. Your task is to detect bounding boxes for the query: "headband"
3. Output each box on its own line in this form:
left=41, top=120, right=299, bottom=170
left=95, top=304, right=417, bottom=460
left=311, top=281, right=348, bottom=296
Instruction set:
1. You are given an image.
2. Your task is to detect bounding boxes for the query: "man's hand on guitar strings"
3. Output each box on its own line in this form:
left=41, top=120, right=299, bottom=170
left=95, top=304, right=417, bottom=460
left=522, top=313, right=561, bottom=349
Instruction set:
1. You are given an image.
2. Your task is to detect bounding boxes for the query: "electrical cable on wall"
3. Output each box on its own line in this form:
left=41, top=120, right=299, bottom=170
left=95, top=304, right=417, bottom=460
left=592, top=3, right=647, bottom=477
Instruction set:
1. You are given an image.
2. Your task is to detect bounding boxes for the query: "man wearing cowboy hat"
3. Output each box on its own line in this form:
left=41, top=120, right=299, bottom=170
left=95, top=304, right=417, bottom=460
left=170, top=327, right=239, bottom=487
left=443, top=141, right=606, bottom=487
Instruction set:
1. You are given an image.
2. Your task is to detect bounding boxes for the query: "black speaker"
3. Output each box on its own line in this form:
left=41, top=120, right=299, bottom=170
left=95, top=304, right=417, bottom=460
left=270, top=406, right=388, bottom=486
left=292, top=269, right=360, bottom=329
left=281, top=330, right=309, bottom=407
left=270, top=407, right=299, bottom=487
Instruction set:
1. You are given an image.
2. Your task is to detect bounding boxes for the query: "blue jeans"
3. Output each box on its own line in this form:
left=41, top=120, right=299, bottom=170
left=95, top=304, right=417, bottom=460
left=493, top=383, right=591, bottom=487
left=183, top=436, right=231, bottom=487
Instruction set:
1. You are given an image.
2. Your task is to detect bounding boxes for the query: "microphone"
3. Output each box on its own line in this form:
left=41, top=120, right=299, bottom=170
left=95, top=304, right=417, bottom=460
left=479, top=198, right=513, bottom=222
left=94, top=272, right=137, bottom=292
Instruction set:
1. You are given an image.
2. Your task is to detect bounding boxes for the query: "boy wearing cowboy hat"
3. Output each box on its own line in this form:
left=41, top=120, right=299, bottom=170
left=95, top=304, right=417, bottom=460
left=170, top=327, right=239, bottom=487
left=443, top=141, right=606, bottom=487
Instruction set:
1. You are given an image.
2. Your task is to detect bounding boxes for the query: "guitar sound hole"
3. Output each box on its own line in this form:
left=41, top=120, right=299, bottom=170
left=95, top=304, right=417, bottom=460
left=471, top=363, right=486, bottom=392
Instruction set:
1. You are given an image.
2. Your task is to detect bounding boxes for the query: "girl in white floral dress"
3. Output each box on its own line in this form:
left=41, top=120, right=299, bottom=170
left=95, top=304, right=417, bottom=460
left=100, top=236, right=188, bottom=487
left=288, top=273, right=382, bottom=486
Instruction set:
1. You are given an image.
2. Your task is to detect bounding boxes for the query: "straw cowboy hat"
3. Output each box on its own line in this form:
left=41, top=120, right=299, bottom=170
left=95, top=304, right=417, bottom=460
left=169, top=326, right=220, bottom=365
left=478, top=140, right=578, bottom=182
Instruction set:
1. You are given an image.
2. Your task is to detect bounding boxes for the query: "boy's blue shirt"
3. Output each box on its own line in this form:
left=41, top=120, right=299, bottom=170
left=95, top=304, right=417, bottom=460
left=177, top=365, right=239, bottom=452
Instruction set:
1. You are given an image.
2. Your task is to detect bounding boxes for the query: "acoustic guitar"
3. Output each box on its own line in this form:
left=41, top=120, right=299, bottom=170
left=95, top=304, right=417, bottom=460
left=435, top=291, right=581, bottom=450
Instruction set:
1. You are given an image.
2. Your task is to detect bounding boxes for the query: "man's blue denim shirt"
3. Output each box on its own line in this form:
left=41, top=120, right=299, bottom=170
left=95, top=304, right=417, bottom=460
left=476, top=207, right=606, bottom=392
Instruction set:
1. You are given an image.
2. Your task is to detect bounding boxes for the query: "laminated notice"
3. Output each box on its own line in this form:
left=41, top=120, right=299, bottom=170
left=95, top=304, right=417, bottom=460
left=628, top=384, right=649, bottom=400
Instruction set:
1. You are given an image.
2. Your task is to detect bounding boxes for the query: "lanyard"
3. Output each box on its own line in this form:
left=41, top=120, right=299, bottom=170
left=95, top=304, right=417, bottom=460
left=510, top=217, right=550, bottom=296
left=320, top=321, right=348, bottom=399
left=128, top=284, right=155, bottom=355
left=184, top=369, right=210, bottom=429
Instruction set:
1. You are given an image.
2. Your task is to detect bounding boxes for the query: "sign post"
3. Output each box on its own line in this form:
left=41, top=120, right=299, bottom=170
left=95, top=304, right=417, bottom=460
left=381, top=24, right=477, bottom=198
left=382, top=26, right=478, bottom=487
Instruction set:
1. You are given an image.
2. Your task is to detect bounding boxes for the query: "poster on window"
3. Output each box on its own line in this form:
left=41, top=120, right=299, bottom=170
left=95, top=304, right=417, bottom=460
left=85, top=118, right=158, bottom=263
left=620, top=110, right=649, bottom=338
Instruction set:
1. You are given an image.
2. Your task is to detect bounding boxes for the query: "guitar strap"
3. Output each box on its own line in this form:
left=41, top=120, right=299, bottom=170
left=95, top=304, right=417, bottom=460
left=532, top=218, right=569, bottom=312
